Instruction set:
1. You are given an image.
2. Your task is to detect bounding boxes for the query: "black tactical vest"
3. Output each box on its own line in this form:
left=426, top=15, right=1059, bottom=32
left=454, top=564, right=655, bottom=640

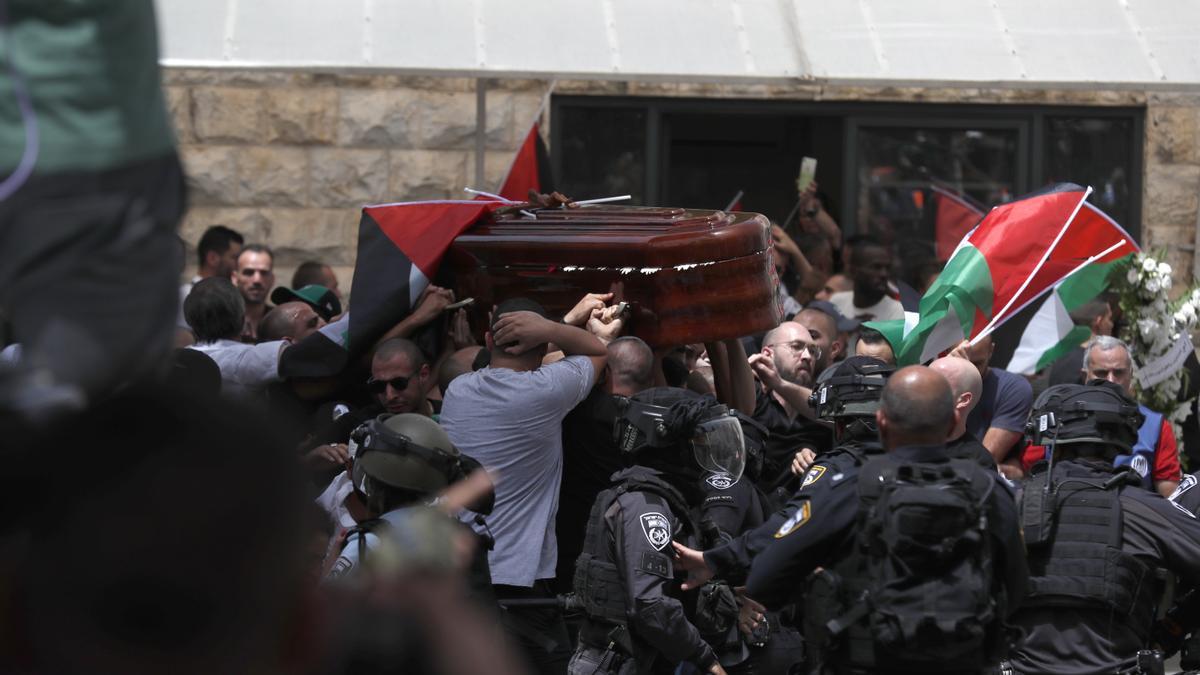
left=573, top=470, right=696, bottom=625
left=1021, top=462, right=1158, bottom=641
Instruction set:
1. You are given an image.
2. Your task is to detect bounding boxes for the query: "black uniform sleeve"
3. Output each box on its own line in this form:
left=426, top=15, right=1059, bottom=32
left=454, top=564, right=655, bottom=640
left=611, top=491, right=718, bottom=670
left=744, top=467, right=859, bottom=610
left=983, top=475, right=1028, bottom=616
left=1170, top=473, right=1200, bottom=516
left=1124, top=489, right=1200, bottom=588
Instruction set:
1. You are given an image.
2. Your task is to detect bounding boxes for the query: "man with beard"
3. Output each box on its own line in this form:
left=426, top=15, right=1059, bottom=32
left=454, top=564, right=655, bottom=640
left=829, top=238, right=903, bottom=322
left=747, top=321, right=832, bottom=497
left=793, top=305, right=846, bottom=377
left=233, top=244, right=275, bottom=343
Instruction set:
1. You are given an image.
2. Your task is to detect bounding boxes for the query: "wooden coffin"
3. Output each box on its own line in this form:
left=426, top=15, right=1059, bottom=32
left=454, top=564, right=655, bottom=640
left=447, top=206, right=783, bottom=347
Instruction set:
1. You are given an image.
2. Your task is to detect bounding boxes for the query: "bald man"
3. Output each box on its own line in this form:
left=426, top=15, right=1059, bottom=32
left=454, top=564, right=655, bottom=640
left=739, top=366, right=1026, bottom=673
left=958, top=335, right=1033, bottom=479
left=930, top=356, right=995, bottom=469
left=257, top=302, right=325, bottom=343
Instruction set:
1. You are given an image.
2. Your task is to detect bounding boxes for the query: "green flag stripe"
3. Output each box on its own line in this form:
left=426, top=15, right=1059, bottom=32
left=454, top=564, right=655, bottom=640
left=1035, top=325, right=1092, bottom=371
left=1056, top=254, right=1129, bottom=310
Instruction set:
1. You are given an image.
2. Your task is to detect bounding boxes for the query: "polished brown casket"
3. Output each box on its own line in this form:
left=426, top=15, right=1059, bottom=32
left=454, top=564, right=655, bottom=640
left=448, top=206, right=783, bottom=347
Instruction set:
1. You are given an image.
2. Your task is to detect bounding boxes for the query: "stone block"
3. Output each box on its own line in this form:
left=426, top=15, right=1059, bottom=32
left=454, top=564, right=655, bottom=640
left=309, top=148, right=389, bottom=207
left=388, top=150, right=469, bottom=201
left=1147, top=106, right=1198, bottom=165
left=410, top=91, right=511, bottom=150
left=237, top=147, right=309, bottom=207
left=180, top=207, right=274, bottom=248
left=192, top=87, right=264, bottom=144
left=1144, top=163, right=1200, bottom=228
left=264, top=89, right=338, bottom=145
left=179, top=145, right=239, bottom=206
left=337, top=89, right=416, bottom=147
left=259, top=208, right=358, bottom=262
left=164, top=87, right=193, bottom=143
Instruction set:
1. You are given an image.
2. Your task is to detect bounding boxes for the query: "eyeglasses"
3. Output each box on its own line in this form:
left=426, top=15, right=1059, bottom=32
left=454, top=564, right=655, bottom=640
left=367, top=375, right=412, bottom=394
left=766, top=341, right=823, bottom=361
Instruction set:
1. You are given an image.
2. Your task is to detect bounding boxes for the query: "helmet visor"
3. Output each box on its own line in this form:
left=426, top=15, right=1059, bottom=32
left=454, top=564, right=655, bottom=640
left=692, top=416, right=745, bottom=482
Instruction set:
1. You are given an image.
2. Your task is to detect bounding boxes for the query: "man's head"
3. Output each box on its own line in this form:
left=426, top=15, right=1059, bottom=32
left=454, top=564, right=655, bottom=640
left=258, top=302, right=325, bottom=343
left=1070, top=298, right=1114, bottom=338
left=854, top=327, right=895, bottom=365
left=849, top=238, right=892, bottom=301
left=1028, top=381, right=1143, bottom=463
left=438, top=346, right=483, bottom=395
left=814, top=273, right=852, bottom=302
left=794, top=307, right=842, bottom=372
left=486, top=297, right=550, bottom=359
left=234, top=244, right=275, bottom=306
left=929, top=356, right=984, bottom=438
left=762, top=321, right=820, bottom=387
left=1082, top=335, right=1134, bottom=395
left=183, top=277, right=245, bottom=343
left=877, top=365, right=956, bottom=449
left=810, top=355, right=893, bottom=442
left=963, top=333, right=995, bottom=380
left=292, top=260, right=341, bottom=300
left=370, top=338, right=431, bottom=415
left=196, top=226, right=244, bottom=279
left=606, top=336, right=655, bottom=396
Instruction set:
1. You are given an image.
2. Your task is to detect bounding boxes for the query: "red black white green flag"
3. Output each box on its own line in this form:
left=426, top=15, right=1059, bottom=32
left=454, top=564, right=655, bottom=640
left=279, top=200, right=506, bottom=378
left=931, top=184, right=986, bottom=261
left=892, top=183, right=1139, bottom=366
left=497, top=122, right=554, bottom=202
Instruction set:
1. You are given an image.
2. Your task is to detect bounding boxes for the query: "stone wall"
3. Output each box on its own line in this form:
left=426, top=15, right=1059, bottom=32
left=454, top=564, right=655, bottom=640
left=168, top=69, right=1200, bottom=293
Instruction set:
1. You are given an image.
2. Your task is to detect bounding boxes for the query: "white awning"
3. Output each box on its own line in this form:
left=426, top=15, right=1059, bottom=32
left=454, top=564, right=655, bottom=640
left=158, top=0, right=1200, bottom=88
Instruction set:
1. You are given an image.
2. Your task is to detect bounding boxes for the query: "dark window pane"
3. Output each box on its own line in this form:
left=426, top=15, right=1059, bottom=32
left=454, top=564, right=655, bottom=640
left=1043, top=116, right=1135, bottom=233
left=556, top=105, right=646, bottom=204
left=855, top=126, right=1019, bottom=280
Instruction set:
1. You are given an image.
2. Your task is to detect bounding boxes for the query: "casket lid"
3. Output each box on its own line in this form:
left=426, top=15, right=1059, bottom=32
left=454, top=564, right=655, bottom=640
left=453, top=205, right=771, bottom=268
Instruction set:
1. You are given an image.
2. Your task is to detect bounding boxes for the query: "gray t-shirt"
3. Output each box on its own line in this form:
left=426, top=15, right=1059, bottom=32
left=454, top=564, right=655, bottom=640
left=440, top=356, right=594, bottom=587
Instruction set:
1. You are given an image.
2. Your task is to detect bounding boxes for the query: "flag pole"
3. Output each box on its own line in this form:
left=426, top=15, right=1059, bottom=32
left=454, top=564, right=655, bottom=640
left=724, top=189, right=744, bottom=213
left=970, top=186, right=1094, bottom=345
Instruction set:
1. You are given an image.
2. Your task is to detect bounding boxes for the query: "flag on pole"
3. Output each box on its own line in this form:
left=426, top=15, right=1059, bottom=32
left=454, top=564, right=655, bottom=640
left=279, top=200, right=506, bottom=378
left=497, top=122, right=554, bottom=202
left=931, top=184, right=986, bottom=261
left=894, top=183, right=1139, bottom=366
left=724, top=189, right=744, bottom=213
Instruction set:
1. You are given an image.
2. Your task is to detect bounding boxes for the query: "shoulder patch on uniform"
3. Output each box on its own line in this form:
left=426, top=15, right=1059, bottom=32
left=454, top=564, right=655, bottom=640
left=1170, top=474, right=1197, bottom=501
left=327, top=556, right=353, bottom=580
left=774, top=501, right=812, bottom=538
left=640, top=512, right=672, bottom=550
left=705, top=472, right=737, bottom=490
left=638, top=550, right=672, bottom=578
left=802, top=465, right=827, bottom=488
left=1171, top=499, right=1197, bottom=519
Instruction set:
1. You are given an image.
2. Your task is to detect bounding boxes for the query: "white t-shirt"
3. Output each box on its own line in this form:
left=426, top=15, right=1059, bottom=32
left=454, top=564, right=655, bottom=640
left=440, top=356, right=594, bottom=587
left=316, top=471, right=358, bottom=532
left=188, top=339, right=284, bottom=397
left=830, top=290, right=904, bottom=322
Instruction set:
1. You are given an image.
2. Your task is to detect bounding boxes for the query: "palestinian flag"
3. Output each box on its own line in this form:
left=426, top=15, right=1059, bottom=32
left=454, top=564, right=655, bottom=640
left=931, top=184, right=986, bottom=261
left=895, top=184, right=1139, bottom=366
left=498, top=122, right=554, bottom=202
left=279, top=200, right=506, bottom=378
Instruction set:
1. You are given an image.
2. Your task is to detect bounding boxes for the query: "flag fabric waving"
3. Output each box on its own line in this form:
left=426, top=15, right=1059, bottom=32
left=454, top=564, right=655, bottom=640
left=497, top=122, right=554, bottom=202
left=278, top=199, right=506, bottom=379
left=895, top=183, right=1139, bottom=366
left=931, top=184, right=986, bottom=261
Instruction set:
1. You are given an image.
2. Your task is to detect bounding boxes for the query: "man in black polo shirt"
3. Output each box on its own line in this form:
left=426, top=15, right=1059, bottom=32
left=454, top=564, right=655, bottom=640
left=747, top=321, right=833, bottom=499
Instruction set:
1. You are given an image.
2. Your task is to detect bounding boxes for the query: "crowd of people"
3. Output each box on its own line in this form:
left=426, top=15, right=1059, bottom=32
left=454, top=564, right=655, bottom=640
left=8, top=202, right=1200, bottom=675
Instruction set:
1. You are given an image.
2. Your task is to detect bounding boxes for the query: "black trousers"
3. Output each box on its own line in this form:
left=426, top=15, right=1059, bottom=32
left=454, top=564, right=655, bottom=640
left=495, top=580, right=573, bottom=675
left=0, top=153, right=186, bottom=407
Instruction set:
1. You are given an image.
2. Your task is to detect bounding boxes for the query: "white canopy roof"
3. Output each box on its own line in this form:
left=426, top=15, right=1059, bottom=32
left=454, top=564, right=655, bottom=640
left=158, top=0, right=1200, bottom=89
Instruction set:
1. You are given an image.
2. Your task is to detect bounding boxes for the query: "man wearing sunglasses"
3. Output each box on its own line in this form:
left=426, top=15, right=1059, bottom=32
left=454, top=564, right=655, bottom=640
left=369, top=337, right=434, bottom=417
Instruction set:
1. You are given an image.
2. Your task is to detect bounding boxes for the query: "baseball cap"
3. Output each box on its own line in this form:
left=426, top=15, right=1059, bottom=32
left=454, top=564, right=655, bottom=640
left=270, top=284, right=341, bottom=321
left=804, top=299, right=860, bottom=333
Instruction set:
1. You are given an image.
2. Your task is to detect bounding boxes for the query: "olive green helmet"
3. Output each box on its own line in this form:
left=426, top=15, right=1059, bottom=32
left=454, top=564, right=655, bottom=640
left=349, top=413, right=463, bottom=497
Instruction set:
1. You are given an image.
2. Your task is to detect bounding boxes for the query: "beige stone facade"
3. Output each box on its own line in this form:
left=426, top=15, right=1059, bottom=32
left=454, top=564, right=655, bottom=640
left=169, top=69, right=1200, bottom=294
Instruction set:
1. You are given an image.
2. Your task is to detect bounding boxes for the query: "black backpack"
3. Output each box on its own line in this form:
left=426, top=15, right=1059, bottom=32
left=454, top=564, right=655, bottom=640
left=822, top=457, right=998, bottom=671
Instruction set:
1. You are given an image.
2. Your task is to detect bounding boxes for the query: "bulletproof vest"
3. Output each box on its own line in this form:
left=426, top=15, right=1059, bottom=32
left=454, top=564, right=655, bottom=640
left=808, top=453, right=999, bottom=672
left=1113, top=404, right=1161, bottom=490
left=573, top=471, right=697, bottom=625
left=1021, top=462, right=1158, bottom=641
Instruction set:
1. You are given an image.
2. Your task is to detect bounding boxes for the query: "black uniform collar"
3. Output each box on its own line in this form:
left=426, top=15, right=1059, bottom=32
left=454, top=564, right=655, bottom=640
left=887, top=443, right=951, bottom=463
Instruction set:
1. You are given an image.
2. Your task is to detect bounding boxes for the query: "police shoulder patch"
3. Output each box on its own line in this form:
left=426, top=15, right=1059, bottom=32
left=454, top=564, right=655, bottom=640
left=801, top=465, right=827, bottom=488
left=640, top=512, right=672, bottom=550
left=705, top=472, right=737, bottom=490
left=774, top=501, right=811, bottom=538
left=327, top=556, right=353, bottom=579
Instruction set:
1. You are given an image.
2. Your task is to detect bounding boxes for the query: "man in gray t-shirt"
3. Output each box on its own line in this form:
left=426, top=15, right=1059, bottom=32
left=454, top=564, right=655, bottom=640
left=441, top=296, right=606, bottom=674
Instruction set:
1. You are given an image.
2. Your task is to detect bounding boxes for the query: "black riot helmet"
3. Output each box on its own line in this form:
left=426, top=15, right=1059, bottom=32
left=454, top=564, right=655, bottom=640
left=349, top=413, right=485, bottom=514
left=614, top=387, right=747, bottom=484
left=1026, top=381, right=1143, bottom=461
left=807, top=355, right=894, bottom=440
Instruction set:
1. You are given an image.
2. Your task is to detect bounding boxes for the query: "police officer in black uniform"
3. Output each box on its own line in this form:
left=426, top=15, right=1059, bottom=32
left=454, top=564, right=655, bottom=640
left=1012, top=381, right=1200, bottom=675
left=737, top=366, right=1026, bottom=674
left=570, top=389, right=743, bottom=675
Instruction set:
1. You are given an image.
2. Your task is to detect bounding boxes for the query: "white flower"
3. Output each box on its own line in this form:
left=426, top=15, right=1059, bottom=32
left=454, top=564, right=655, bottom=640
left=1159, top=262, right=1173, bottom=277
left=1144, top=257, right=1159, bottom=272
left=1127, top=268, right=1141, bottom=284
left=1146, top=278, right=1161, bottom=294
left=1138, top=318, right=1158, bottom=338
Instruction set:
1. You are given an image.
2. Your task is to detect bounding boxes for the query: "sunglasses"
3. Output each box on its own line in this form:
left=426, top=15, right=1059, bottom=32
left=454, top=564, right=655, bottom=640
left=366, top=375, right=412, bottom=394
